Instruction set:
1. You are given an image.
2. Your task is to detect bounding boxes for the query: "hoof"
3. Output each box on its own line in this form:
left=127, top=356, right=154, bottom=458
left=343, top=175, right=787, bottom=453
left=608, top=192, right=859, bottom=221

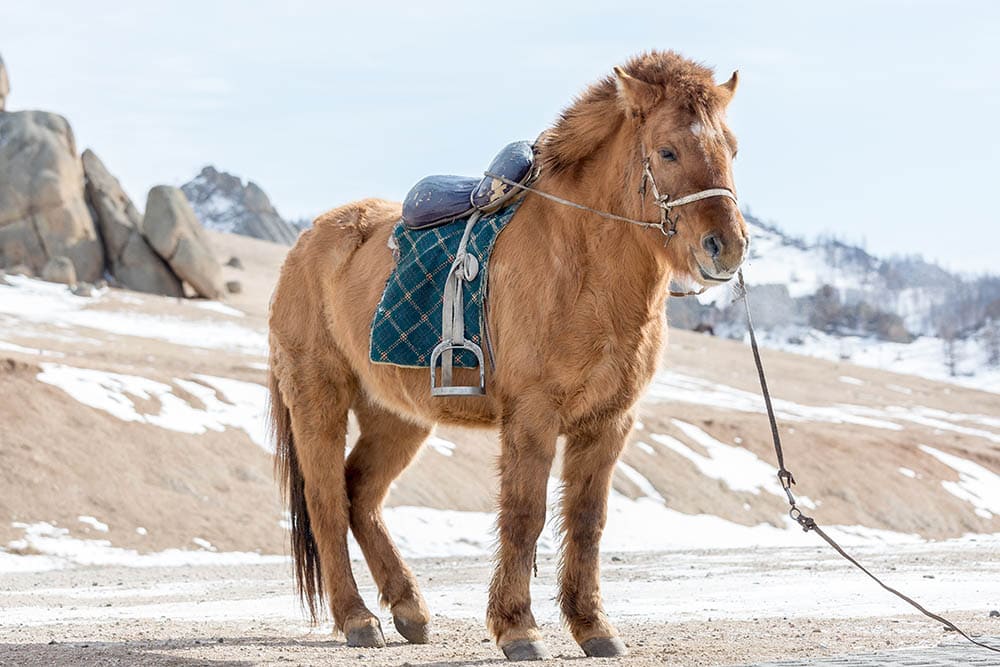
left=501, top=639, right=550, bottom=661
left=345, top=622, right=386, bottom=648
left=393, top=614, right=430, bottom=644
left=581, top=636, right=627, bottom=658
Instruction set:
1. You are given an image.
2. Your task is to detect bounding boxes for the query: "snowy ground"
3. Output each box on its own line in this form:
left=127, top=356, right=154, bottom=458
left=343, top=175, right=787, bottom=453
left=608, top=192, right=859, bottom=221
left=1, top=544, right=997, bottom=666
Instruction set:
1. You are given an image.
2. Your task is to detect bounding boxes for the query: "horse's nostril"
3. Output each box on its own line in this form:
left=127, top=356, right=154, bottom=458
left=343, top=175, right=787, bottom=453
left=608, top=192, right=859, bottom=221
left=702, top=234, right=722, bottom=259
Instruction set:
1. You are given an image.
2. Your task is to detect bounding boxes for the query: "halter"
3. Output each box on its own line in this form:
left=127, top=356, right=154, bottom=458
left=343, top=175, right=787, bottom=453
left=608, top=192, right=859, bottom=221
left=638, top=148, right=737, bottom=244
left=483, top=147, right=738, bottom=296
left=484, top=150, right=737, bottom=242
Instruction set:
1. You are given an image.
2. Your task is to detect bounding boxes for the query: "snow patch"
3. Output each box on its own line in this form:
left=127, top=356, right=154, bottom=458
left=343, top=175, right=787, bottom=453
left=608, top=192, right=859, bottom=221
left=426, top=436, right=457, bottom=457
left=36, top=364, right=269, bottom=450
left=616, top=461, right=665, bottom=502
left=919, top=446, right=1000, bottom=519
left=77, top=516, right=108, bottom=532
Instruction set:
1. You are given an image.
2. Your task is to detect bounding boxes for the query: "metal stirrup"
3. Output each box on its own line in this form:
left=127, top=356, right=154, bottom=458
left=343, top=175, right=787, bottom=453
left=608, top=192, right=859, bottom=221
left=430, top=211, right=486, bottom=396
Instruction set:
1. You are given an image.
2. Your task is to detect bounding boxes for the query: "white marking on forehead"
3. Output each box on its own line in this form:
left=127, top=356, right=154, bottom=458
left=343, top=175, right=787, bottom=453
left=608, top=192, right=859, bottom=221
left=691, top=118, right=724, bottom=141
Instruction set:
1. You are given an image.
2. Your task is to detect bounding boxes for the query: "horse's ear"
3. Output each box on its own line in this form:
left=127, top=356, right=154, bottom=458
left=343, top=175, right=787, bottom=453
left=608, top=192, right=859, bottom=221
left=718, top=70, right=739, bottom=101
left=614, top=66, right=661, bottom=121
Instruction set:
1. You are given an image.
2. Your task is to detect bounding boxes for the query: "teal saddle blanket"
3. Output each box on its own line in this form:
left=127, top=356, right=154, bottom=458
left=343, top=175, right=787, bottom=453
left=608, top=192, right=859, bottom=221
left=370, top=200, right=522, bottom=368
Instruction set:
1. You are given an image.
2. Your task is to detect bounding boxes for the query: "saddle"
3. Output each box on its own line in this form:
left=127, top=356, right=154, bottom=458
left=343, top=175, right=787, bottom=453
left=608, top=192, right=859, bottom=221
left=401, top=141, right=535, bottom=230
left=392, top=140, right=535, bottom=398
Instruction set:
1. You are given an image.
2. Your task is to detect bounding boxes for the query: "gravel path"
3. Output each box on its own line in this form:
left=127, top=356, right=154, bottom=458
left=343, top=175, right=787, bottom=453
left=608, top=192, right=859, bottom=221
left=1, top=544, right=998, bottom=666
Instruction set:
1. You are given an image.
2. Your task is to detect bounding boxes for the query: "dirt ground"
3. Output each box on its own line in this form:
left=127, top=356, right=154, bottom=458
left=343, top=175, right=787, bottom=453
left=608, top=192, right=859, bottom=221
left=2, top=545, right=998, bottom=667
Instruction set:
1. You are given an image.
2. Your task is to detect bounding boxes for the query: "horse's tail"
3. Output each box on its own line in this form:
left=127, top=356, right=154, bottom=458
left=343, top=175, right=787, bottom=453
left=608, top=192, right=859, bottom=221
left=270, top=367, right=324, bottom=621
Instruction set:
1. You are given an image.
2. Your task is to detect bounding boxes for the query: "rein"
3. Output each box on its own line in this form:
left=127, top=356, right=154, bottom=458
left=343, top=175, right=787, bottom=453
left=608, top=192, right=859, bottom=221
left=737, top=269, right=1000, bottom=655
left=483, top=170, right=734, bottom=298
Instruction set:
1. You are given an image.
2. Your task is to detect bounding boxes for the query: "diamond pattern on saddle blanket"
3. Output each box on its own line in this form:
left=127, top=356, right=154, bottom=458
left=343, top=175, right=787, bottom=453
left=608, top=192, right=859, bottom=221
left=370, top=200, right=522, bottom=368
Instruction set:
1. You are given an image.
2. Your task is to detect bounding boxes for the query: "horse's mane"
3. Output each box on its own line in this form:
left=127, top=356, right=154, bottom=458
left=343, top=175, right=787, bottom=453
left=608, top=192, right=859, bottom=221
left=540, top=51, right=726, bottom=175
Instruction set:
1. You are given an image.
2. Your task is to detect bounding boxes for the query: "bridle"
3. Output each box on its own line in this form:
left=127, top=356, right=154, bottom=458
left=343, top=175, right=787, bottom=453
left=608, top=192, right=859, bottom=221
left=637, top=146, right=737, bottom=245
left=483, top=144, right=738, bottom=297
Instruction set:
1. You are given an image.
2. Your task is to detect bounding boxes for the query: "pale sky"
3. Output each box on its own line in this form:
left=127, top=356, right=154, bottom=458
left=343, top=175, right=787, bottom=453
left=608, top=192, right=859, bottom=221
left=2, top=1, right=998, bottom=273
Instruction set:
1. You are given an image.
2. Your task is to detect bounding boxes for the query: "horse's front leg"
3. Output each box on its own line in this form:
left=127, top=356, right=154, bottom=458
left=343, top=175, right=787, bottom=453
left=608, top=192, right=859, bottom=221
left=559, top=411, right=632, bottom=658
left=487, top=397, right=558, bottom=661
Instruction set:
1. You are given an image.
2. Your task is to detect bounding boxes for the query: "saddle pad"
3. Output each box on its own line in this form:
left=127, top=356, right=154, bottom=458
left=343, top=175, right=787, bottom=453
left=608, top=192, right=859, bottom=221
left=370, top=200, right=522, bottom=368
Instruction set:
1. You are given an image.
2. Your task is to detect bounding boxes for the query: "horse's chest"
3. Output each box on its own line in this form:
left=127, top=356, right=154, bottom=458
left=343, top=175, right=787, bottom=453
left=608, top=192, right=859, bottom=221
left=557, top=325, right=662, bottom=419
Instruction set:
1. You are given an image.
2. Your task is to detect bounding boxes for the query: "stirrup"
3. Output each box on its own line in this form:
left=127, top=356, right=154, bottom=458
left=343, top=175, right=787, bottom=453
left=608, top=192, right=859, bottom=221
left=429, top=338, right=486, bottom=396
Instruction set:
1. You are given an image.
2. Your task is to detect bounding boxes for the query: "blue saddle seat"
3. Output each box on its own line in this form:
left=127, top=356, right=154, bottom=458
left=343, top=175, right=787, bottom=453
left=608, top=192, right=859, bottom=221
left=402, top=141, right=535, bottom=230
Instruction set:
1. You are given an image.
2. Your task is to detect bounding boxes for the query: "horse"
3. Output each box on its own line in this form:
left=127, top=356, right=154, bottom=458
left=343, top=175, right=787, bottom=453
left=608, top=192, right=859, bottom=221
left=268, top=50, right=748, bottom=661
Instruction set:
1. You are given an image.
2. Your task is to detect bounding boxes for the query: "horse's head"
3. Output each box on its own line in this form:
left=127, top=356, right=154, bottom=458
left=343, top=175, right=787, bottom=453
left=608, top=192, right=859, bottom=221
left=612, top=57, right=747, bottom=285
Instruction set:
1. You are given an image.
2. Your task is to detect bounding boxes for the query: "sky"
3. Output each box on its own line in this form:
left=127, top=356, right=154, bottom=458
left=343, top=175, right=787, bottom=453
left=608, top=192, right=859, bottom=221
left=2, top=1, right=998, bottom=273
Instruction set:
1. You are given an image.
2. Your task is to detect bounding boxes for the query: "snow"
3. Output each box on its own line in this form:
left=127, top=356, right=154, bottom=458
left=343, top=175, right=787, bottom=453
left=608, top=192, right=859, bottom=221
left=634, top=441, right=656, bottom=455
left=191, top=301, right=245, bottom=318
left=0, top=339, right=63, bottom=357
left=426, top=435, right=457, bottom=457
left=0, top=275, right=266, bottom=356
left=651, top=421, right=816, bottom=509
left=36, top=363, right=269, bottom=450
left=898, top=467, right=917, bottom=479
left=647, top=371, right=1000, bottom=446
left=749, top=326, right=1000, bottom=395
left=919, top=446, right=1000, bottom=519
left=4, top=522, right=285, bottom=573
left=77, top=516, right=108, bottom=532
left=647, top=371, right=902, bottom=431
left=616, top=461, right=665, bottom=502
left=838, top=375, right=864, bottom=385
left=655, top=422, right=781, bottom=498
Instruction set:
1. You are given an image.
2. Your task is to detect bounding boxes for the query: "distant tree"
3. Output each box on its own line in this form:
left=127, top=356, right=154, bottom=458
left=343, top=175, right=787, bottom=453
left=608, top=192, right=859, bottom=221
left=938, top=322, right=960, bottom=377
left=982, top=318, right=1000, bottom=368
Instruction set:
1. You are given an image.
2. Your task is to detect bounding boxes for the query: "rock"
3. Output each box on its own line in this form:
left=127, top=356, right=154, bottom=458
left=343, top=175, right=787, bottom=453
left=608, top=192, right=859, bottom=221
left=0, top=110, right=104, bottom=281
left=0, top=53, right=9, bottom=112
left=181, top=166, right=300, bottom=245
left=72, top=281, right=96, bottom=297
left=81, top=150, right=183, bottom=297
left=41, top=255, right=76, bottom=285
left=5, top=263, right=33, bottom=277
left=990, top=609, right=999, bottom=618
left=225, top=256, right=243, bottom=270
left=225, top=280, right=243, bottom=294
left=143, top=186, right=224, bottom=299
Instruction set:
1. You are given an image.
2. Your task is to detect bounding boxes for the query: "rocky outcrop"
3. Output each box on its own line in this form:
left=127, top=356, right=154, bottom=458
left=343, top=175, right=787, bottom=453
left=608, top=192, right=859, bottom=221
left=41, top=256, right=76, bottom=285
left=0, top=110, right=104, bottom=282
left=181, top=166, right=299, bottom=245
left=0, top=54, right=9, bottom=112
left=143, top=186, right=224, bottom=299
left=82, top=150, right=183, bottom=297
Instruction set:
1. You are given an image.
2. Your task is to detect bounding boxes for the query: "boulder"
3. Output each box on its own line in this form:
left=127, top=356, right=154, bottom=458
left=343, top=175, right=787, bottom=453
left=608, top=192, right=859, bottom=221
left=41, top=255, right=76, bottom=285
left=81, top=150, right=183, bottom=297
left=0, top=110, right=104, bottom=281
left=143, top=186, right=224, bottom=299
left=0, top=53, right=9, bottom=112
left=225, top=280, right=243, bottom=294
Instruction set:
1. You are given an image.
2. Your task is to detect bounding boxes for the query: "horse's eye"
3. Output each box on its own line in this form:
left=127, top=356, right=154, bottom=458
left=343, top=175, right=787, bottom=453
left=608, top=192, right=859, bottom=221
left=659, top=148, right=677, bottom=162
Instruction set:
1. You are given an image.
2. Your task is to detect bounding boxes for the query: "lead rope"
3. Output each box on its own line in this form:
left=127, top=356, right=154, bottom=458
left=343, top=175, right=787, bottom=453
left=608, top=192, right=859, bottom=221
left=736, top=269, right=999, bottom=654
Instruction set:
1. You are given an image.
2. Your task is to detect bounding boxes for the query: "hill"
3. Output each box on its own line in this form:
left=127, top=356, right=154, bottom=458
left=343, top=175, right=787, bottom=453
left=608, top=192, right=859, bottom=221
left=1, top=230, right=997, bottom=565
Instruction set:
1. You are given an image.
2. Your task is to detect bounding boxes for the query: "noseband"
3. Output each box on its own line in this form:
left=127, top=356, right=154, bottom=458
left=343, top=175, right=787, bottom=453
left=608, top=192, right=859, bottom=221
left=638, top=151, right=737, bottom=243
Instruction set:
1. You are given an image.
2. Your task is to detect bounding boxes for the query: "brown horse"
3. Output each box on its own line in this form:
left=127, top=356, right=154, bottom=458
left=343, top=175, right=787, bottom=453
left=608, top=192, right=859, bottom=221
left=268, top=50, right=747, bottom=661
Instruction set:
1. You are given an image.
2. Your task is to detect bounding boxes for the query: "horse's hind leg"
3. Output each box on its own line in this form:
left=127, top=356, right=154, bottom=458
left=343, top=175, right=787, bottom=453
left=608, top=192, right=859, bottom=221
left=276, top=353, right=385, bottom=648
left=347, top=395, right=433, bottom=644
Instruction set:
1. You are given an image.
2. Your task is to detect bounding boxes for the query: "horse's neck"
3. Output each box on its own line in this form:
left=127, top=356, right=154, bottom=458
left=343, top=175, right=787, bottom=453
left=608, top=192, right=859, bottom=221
left=526, top=166, right=673, bottom=329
